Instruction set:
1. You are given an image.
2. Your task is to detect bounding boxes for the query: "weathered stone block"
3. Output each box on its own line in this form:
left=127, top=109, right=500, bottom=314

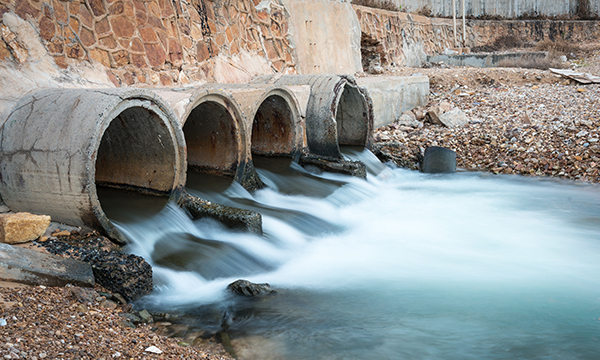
left=0, top=212, right=51, bottom=244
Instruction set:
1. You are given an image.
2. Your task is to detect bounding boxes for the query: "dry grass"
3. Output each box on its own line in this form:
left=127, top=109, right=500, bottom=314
left=472, top=35, right=524, bottom=53
left=496, top=54, right=568, bottom=70
left=535, top=39, right=581, bottom=57
left=351, top=0, right=399, bottom=12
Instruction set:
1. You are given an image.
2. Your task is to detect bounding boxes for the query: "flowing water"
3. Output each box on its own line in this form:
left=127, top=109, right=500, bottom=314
left=100, top=148, right=600, bottom=359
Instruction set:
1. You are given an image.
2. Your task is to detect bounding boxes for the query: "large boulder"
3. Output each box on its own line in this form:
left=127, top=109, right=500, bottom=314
left=0, top=212, right=51, bottom=244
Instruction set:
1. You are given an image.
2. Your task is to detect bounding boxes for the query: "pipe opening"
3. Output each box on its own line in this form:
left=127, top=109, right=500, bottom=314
left=336, top=85, right=369, bottom=147
left=251, top=95, right=295, bottom=156
left=183, top=101, right=239, bottom=177
left=95, top=106, right=177, bottom=195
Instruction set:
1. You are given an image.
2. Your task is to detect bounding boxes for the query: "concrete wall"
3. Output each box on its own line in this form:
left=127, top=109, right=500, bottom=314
left=355, top=5, right=600, bottom=67
left=281, top=0, right=362, bottom=75
left=381, top=0, right=600, bottom=18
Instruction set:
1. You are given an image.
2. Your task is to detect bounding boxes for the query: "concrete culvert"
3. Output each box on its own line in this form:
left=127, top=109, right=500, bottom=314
left=252, top=74, right=373, bottom=159
left=0, top=89, right=186, bottom=243
left=252, top=94, right=295, bottom=156
left=183, top=99, right=241, bottom=178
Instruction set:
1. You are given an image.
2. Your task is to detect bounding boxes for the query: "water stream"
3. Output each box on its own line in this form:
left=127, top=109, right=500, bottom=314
left=100, top=148, right=600, bottom=359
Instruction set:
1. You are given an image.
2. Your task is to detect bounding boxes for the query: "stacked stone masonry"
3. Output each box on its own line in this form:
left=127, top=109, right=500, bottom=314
left=0, top=0, right=296, bottom=86
left=354, top=5, right=600, bottom=68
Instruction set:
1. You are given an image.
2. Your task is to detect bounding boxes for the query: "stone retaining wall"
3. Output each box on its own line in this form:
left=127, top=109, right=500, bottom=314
left=355, top=5, right=600, bottom=68
left=0, top=0, right=297, bottom=86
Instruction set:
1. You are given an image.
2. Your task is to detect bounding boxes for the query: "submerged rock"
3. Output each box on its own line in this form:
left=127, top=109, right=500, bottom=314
left=227, top=279, right=276, bottom=297
left=180, top=193, right=262, bottom=235
left=299, top=155, right=367, bottom=178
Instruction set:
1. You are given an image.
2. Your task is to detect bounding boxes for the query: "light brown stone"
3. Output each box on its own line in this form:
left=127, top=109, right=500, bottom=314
left=158, top=0, right=173, bottom=17
left=110, top=15, right=136, bottom=38
left=38, top=16, right=56, bottom=41
left=69, top=17, right=80, bottom=33
left=168, top=37, right=182, bottom=64
left=122, top=71, right=135, bottom=84
left=139, top=26, right=157, bottom=43
left=111, top=49, right=130, bottom=66
left=54, top=0, right=69, bottom=24
left=47, top=37, right=64, bottom=54
left=135, top=9, right=148, bottom=26
left=130, top=37, right=145, bottom=52
left=144, top=42, right=166, bottom=68
left=0, top=212, right=51, bottom=244
left=196, top=41, right=210, bottom=62
left=159, top=72, right=171, bottom=85
left=79, top=27, right=96, bottom=47
left=131, top=53, right=147, bottom=67
left=0, top=41, right=12, bottom=60
left=109, top=1, right=124, bottom=15
left=66, top=43, right=85, bottom=59
left=53, top=54, right=68, bottom=68
left=90, top=48, right=111, bottom=66
left=14, top=0, right=40, bottom=20
left=99, top=35, right=118, bottom=48
left=87, top=0, right=107, bottom=17
left=95, top=17, right=112, bottom=36
left=78, top=4, right=94, bottom=28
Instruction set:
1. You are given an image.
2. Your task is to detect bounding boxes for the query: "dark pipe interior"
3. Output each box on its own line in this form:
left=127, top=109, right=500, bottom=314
left=95, top=106, right=176, bottom=194
left=184, top=101, right=239, bottom=177
left=336, top=85, right=369, bottom=146
left=251, top=95, right=294, bottom=156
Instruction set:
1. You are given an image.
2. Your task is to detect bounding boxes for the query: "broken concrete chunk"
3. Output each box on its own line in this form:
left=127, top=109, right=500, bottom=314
left=0, top=212, right=51, bottom=244
left=397, top=112, right=421, bottom=128
left=438, top=108, right=469, bottom=128
left=0, top=242, right=94, bottom=287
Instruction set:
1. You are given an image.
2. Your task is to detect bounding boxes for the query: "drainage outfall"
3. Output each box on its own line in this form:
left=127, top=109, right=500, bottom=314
left=0, top=89, right=186, bottom=243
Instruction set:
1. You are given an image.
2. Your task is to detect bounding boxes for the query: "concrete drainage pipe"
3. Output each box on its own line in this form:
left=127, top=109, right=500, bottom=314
left=0, top=89, right=186, bottom=243
left=157, top=84, right=309, bottom=190
left=253, top=74, right=373, bottom=159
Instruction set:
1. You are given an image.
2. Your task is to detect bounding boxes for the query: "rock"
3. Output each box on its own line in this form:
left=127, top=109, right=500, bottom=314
left=0, top=212, right=51, bottom=244
left=100, top=299, right=118, bottom=310
left=138, top=309, right=153, bottom=323
left=0, top=242, right=94, bottom=287
left=437, top=108, right=469, bottom=128
left=145, top=346, right=163, bottom=354
left=121, top=313, right=141, bottom=324
left=439, top=100, right=453, bottom=113
left=299, top=155, right=367, bottom=179
left=397, top=112, right=421, bottom=128
left=0, top=205, right=9, bottom=214
left=180, top=193, right=263, bottom=235
left=421, top=146, right=457, bottom=174
left=227, top=279, right=276, bottom=297
left=70, top=286, right=97, bottom=304
left=88, top=251, right=153, bottom=302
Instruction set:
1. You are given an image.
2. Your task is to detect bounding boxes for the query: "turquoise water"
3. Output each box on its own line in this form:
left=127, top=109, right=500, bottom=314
left=102, top=149, right=600, bottom=359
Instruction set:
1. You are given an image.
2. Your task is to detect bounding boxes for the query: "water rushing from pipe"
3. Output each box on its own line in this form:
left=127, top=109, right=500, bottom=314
left=102, top=149, right=600, bottom=359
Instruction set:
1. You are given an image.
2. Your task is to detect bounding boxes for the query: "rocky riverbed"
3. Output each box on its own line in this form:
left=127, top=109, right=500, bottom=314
left=373, top=43, right=600, bottom=183
left=0, top=283, right=233, bottom=359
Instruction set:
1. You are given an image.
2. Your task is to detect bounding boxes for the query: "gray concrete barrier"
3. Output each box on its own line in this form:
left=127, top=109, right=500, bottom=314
left=252, top=74, right=373, bottom=160
left=0, top=89, right=186, bottom=243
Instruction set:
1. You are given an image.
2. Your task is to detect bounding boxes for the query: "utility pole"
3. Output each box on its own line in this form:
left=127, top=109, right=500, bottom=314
left=453, top=0, right=457, bottom=47
left=462, top=0, right=466, bottom=47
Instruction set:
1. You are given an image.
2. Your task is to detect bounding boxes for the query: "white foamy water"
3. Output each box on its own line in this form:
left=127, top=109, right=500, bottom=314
left=102, top=150, right=600, bottom=359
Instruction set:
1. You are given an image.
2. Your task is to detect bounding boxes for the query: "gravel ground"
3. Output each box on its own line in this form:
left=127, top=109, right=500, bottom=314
left=373, top=43, right=600, bottom=183
left=0, top=284, right=234, bottom=359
